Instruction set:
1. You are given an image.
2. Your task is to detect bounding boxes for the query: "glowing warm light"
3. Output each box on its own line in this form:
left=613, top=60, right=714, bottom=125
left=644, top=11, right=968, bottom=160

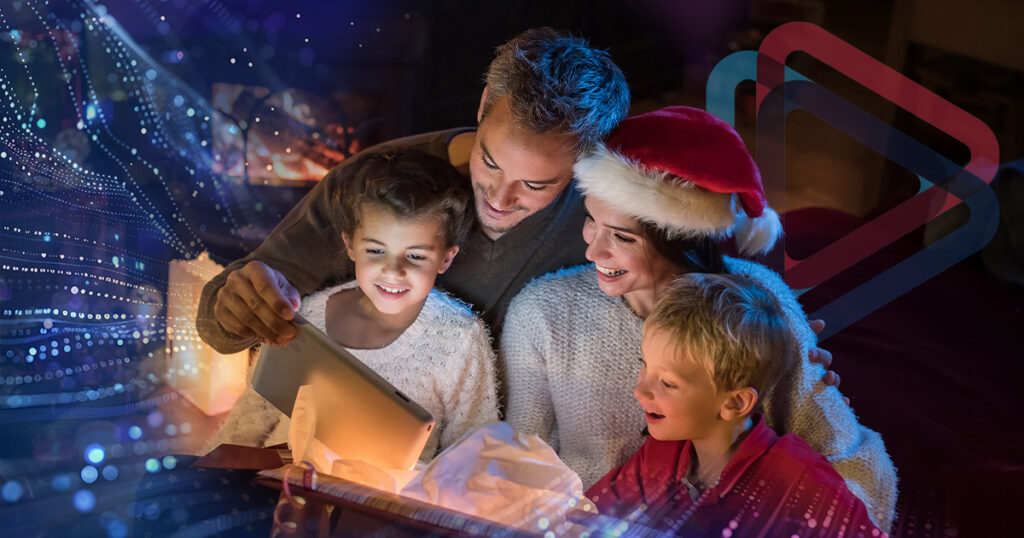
left=166, top=253, right=247, bottom=416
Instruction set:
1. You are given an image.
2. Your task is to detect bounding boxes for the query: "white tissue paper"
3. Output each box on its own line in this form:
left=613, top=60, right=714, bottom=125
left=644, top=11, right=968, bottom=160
left=288, top=384, right=595, bottom=533
left=401, top=422, right=597, bottom=532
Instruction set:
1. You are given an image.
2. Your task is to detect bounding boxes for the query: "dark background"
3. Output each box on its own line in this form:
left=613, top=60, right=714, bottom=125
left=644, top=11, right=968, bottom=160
left=1, top=0, right=1022, bottom=536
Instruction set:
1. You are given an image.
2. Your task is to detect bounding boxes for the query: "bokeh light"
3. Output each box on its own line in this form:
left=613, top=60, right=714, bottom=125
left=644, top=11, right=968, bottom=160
left=72, top=489, right=96, bottom=513
left=101, top=465, right=118, bottom=481
left=2, top=480, right=24, bottom=502
left=80, top=465, right=98, bottom=484
left=84, top=443, right=105, bottom=465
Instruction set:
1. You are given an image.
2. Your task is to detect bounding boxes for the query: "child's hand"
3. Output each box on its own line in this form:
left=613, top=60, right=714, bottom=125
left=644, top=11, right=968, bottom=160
left=808, top=319, right=850, bottom=406
left=213, top=260, right=301, bottom=345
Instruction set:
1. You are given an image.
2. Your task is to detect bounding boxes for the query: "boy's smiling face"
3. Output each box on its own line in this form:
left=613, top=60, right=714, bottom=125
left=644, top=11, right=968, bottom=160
left=343, top=203, right=459, bottom=316
left=634, top=326, right=729, bottom=442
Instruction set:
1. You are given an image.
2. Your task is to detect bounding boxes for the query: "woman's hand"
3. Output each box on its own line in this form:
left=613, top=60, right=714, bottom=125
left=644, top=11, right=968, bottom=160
left=807, top=319, right=850, bottom=406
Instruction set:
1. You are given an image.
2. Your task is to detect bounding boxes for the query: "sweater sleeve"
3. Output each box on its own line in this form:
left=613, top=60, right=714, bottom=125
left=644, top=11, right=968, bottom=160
left=437, top=319, right=501, bottom=451
left=501, top=287, right=559, bottom=451
left=731, top=258, right=898, bottom=532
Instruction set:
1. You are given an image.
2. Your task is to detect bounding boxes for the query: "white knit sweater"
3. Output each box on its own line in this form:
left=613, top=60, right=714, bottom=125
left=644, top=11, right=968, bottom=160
left=203, top=282, right=500, bottom=462
left=502, top=260, right=897, bottom=532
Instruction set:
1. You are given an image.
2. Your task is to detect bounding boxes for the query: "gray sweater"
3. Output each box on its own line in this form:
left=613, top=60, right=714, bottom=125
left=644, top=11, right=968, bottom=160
left=501, top=260, right=898, bottom=532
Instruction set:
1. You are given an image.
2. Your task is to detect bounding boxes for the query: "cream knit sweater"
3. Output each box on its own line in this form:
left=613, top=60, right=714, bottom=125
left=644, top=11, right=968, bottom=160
left=203, top=282, right=500, bottom=461
left=502, top=260, right=897, bottom=531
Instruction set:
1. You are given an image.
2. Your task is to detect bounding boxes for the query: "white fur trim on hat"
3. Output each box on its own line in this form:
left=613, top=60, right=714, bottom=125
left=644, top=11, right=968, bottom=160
left=733, top=206, right=782, bottom=255
left=574, top=146, right=737, bottom=240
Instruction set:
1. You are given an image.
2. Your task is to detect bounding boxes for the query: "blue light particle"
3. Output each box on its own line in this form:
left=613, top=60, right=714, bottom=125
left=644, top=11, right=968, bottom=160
left=145, top=458, right=160, bottom=473
left=36, top=118, right=46, bottom=129
left=173, top=95, right=184, bottom=107
left=145, top=69, right=157, bottom=80
left=162, top=455, right=177, bottom=470
left=85, top=443, right=105, bottom=464
left=128, top=425, right=142, bottom=440
left=2, top=480, right=24, bottom=502
left=73, top=489, right=96, bottom=512
left=81, top=465, right=98, bottom=484
left=101, top=465, right=118, bottom=481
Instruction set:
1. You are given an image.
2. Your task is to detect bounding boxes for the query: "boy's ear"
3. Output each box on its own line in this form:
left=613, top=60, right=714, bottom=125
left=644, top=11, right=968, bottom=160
left=476, top=86, right=489, bottom=124
left=720, top=387, right=758, bottom=421
left=438, top=245, right=459, bottom=274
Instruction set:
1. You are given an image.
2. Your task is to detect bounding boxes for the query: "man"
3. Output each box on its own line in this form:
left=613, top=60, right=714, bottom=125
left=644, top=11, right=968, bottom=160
left=197, top=27, right=630, bottom=352
left=197, top=27, right=838, bottom=381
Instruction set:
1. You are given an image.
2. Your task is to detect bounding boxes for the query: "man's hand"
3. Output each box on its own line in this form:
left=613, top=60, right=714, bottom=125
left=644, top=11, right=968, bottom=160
left=213, top=260, right=301, bottom=345
left=807, top=319, right=850, bottom=405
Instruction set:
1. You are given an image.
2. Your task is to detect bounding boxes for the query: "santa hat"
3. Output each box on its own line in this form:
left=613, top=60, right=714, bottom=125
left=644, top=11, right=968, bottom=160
left=574, top=106, right=781, bottom=256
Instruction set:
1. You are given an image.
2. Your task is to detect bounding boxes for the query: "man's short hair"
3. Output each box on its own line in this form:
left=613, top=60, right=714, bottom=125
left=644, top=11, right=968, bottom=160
left=646, top=273, right=796, bottom=396
left=337, top=148, right=473, bottom=248
left=482, top=27, right=630, bottom=155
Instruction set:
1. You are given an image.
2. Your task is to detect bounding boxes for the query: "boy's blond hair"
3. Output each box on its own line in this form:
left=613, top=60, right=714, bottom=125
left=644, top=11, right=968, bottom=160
left=646, top=273, right=795, bottom=397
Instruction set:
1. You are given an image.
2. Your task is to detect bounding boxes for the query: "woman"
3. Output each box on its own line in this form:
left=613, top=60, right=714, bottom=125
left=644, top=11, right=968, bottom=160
left=501, top=106, right=896, bottom=531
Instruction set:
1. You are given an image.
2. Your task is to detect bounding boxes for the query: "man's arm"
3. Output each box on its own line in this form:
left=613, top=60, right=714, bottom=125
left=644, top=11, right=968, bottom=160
left=196, top=162, right=355, bottom=353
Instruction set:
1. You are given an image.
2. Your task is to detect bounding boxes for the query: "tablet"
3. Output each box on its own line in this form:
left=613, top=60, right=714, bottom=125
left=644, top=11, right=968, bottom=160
left=251, top=314, right=435, bottom=471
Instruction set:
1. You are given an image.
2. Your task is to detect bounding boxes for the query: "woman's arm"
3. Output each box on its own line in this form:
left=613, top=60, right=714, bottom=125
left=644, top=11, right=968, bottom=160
left=730, top=258, right=898, bottom=532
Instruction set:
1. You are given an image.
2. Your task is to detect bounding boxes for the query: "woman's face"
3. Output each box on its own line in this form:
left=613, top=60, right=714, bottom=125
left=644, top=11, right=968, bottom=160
left=582, top=196, right=681, bottom=316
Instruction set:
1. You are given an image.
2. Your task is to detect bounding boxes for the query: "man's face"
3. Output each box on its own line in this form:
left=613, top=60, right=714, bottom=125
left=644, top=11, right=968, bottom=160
left=469, top=95, right=578, bottom=240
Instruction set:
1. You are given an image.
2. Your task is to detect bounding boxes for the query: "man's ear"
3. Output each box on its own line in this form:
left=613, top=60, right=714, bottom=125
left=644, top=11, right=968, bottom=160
left=476, top=86, right=489, bottom=124
left=438, top=245, right=460, bottom=274
left=720, top=387, right=758, bottom=421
